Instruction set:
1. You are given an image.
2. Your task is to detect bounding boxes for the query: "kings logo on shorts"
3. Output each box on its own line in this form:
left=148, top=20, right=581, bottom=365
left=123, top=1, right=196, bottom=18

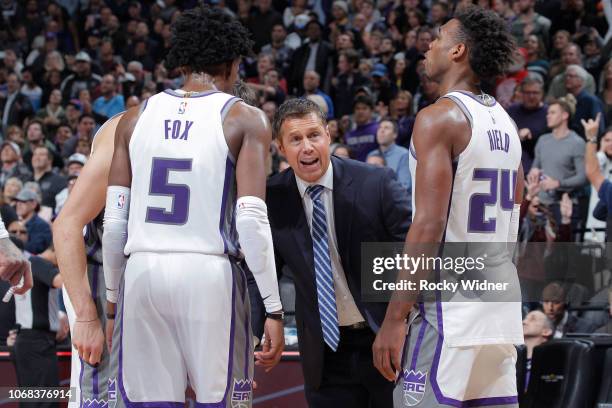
left=231, top=378, right=252, bottom=408
left=107, top=377, right=117, bottom=408
left=402, top=369, right=427, bottom=406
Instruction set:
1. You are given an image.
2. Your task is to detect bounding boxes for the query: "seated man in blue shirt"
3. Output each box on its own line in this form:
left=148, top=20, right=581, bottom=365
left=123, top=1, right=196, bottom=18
left=367, top=119, right=412, bottom=195
left=14, top=189, right=51, bottom=255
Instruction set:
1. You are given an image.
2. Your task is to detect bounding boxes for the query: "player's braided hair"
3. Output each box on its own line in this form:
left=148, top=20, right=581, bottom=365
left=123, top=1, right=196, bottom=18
left=164, top=6, right=254, bottom=76
left=454, top=6, right=516, bottom=82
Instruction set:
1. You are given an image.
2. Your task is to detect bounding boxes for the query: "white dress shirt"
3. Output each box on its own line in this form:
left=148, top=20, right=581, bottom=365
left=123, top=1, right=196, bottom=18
left=295, top=161, right=365, bottom=326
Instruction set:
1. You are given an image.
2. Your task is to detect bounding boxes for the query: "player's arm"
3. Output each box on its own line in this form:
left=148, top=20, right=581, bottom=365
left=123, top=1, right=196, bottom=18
left=0, top=223, right=32, bottom=296
left=225, top=102, right=284, bottom=371
left=102, top=107, right=137, bottom=312
left=373, top=102, right=463, bottom=381
left=53, top=113, right=122, bottom=365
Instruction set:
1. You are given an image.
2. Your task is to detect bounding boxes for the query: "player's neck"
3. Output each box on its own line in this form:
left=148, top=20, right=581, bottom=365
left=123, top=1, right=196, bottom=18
left=437, top=75, right=479, bottom=97
left=182, top=72, right=221, bottom=93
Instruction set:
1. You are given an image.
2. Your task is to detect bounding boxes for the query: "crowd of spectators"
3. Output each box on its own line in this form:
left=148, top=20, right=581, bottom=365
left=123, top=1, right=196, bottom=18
left=0, top=0, right=611, bottom=378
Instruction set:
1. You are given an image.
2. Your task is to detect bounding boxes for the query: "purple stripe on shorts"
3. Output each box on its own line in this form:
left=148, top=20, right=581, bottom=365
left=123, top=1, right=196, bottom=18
left=79, top=359, right=84, bottom=408
left=219, top=157, right=234, bottom=254
left=241, top=269, right=250, bottom=379
left=409, top=304, right=427, bottom=371
left=91, top=265, right=99, bottom=399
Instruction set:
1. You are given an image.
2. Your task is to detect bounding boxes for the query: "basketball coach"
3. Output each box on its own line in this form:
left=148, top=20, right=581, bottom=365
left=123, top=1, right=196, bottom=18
left=266, top=98, right=411, bottom=407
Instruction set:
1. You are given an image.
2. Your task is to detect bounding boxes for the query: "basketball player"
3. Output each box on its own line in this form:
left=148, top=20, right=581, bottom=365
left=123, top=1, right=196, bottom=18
left=373, top=6, right=524, bottom=407
left=53, top=112, right=124, bottom=408
left=53, top=80, right=267, bottom=408
left=103, top=6, right=283, bottom=407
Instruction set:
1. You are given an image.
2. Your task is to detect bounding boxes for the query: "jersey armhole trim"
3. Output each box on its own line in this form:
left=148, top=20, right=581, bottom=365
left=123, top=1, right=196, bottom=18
left=221, top=97, right=243, bottom=166
left=441, top=95, right=473, bottom=129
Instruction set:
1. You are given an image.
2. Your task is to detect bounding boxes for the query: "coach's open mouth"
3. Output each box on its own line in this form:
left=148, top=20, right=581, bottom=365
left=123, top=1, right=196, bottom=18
left=300, top=158, right=319, bottom=169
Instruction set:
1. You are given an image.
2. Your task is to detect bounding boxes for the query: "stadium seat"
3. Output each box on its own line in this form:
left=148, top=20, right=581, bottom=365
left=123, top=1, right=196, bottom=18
left=597, top=348, right=612, bottom=405
left=515, top=344, right=527, bottom=401
left=523, top=339, right=594, bottom=408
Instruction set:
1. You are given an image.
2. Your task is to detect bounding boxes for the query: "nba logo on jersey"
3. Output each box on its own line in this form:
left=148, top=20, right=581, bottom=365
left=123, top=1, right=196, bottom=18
left=178, top=101, right=187, bottom=114
left=230, top=378, right=252, bottom=408
left=402, top=370, right=427, bottom=406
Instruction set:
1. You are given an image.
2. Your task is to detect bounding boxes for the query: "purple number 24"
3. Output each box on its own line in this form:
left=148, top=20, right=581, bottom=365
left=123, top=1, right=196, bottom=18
left=145, top=158, right=192, bottom=225
left=468, top=168, right=517, bottom=233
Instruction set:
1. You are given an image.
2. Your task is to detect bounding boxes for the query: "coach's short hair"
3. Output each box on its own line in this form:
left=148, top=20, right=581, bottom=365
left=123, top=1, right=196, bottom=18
left=272, top=98, right=327, bottom=140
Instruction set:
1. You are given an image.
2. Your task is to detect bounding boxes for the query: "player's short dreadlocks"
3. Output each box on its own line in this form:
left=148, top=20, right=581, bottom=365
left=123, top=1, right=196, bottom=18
left=454, top=6, right=516, bottom=82
left=164, top=6, right=254, bottom=76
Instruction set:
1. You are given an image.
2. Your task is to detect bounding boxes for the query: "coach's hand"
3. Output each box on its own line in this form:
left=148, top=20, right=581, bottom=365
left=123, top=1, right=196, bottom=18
left=73, top=315, right=105, bottom=367
left=0, top=237, right=32, bottom=295
left=373, top=316, right=406, bottom=381
left=255, top=318, right=284, bottom=372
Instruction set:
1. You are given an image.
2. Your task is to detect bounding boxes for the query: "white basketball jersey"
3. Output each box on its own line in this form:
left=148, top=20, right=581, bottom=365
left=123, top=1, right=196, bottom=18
left=410, top=91, right=524, bottom=347
left=124, top=89, right=241, bottom=257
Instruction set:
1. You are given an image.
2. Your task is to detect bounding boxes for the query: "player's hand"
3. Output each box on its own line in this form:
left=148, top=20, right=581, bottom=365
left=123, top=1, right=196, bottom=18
left=255, top=318, right=284, bottom=372
left=0, top=237, right=32, bottom=295
left=373, top=316, right=406, bottom=382
left=518, top=128, right=532, bottom=141
left=72, top=316, right=105, bottom=367
left=581, top=113, right=601, bottom=139
left=105, top=317, right=114, bottom=352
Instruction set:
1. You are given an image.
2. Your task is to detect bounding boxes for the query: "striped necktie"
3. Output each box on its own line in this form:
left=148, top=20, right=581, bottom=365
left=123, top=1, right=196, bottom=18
left=306, top=184, right=340, bottom=351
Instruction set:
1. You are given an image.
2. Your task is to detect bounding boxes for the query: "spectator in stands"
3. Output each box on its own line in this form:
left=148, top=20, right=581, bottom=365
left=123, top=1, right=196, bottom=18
left=303, top=70, right=334, bottom=119
left=331, top=50, right=368, bottom=118
left=31, top=146, right=67, bottom=210
left=524, top=34, right=550, bottom=83
left=413, top=74, right=439, bottom=112
left=35, top=89, right=65, bottom=136
left=247, top=0, right=283, bottom=52
left=510, top=0, right=551, bottom=46
left=60, top=51, right=102, bottom=103
left=55, top=160, right=82, bottom=215
left=595, top=288, right=612, bottom=334
left=5, top=125, right=26, bottom=150
left=92, top=74, right=125, bottom=121
left=367, top=118, right=411, bottom=192
left=331, top=143, right=351, bottom=158
left=19, top=67, right=43, bottom=112
left=366, top=150, right=385, bottom=167
left=564, top=65, right=606, bottom=138
left=0, top=141, right=32, bottom=187
left=14, top=188, right=51, bottom=255
left=261, top=24, right=293, bottom=75
left=547, top=44, right=596, bottom=100
left=542, top=282, right=598, bottom=337
left=289, top=20, right=334, bottom=96
left=22, top=120, right=63, bottom=170
left=345, top=94, right=378, bottom=161
left=0, top=73, right=34, bottom=136
left=3, top=177, right=23, bottom=207
left=522, top=310, right=554, bottom=389
left=61, top=114, right=96, bottom=158
left=528, top=95, right=587, bottom=208
left=508, top=76, right=548, bottom=173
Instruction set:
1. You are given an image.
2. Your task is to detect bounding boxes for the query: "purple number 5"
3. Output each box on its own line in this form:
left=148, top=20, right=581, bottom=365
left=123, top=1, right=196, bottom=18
left=145, top=158, right=192, bottom=225
left=468, top=168, right=517, bottom=233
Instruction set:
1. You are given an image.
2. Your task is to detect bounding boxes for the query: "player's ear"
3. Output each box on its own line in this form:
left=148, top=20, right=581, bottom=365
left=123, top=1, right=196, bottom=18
left=451, top=42, right=468, bottom=62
